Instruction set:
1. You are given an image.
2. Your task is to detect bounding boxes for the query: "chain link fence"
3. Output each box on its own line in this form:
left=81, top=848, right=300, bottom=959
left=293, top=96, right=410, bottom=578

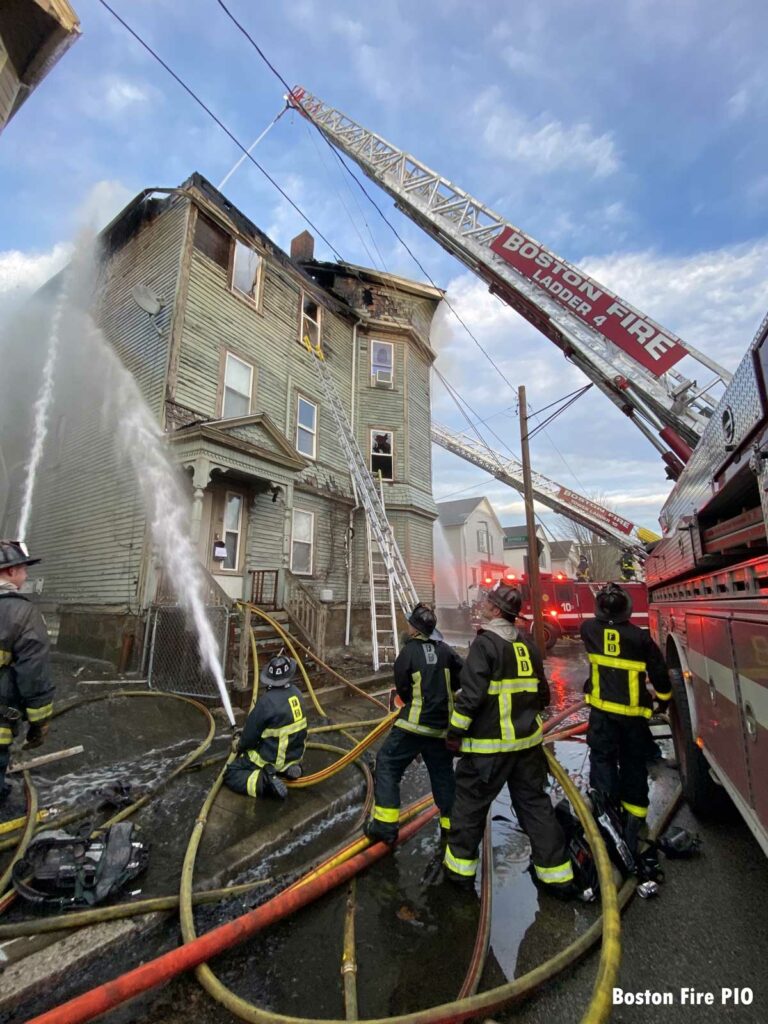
left=147, top=605, right=230, bottom=700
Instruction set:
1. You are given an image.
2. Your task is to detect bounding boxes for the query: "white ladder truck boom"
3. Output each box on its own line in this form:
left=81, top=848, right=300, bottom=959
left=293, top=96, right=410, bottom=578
left=288, top=88, right=731, bottom=479
left=432, top=421, right=659, bottom=552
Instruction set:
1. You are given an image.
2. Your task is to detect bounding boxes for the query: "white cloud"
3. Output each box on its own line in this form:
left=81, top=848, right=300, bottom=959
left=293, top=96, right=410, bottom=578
left=474, top=87, right=620, bottom=179
left=104, top=78, right=150, bottom=114
left=0, top=244, right=72, bottom=316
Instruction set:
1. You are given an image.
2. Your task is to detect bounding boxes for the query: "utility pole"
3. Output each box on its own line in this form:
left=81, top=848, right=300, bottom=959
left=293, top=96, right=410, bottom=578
left=518, top=386, right=547, bottom=658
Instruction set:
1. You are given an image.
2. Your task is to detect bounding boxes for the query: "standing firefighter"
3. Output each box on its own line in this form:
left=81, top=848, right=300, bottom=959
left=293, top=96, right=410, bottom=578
left=366, top=604, right=463, bottom=846
left=618, top=548, right=637, bottom=582
left=224, top=655, right=307, bottom=800
left=575, top=554, right=591, bottom=582
left=0, top=541, right=55, bottom=804
left=581, top=583, right=672, bottom=874
left=443, top=583, right=577, bottom=898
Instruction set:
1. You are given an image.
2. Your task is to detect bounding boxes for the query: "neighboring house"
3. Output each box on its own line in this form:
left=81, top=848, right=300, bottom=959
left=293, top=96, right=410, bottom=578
left=434, top=497, right=505, bottom=609
left=502, top=524, right=552, bottom=576
left=0, top=0, right=80, bottom=131
left=0, top=173, right=442, bottom=664
left=550, top=539, right=580, bottom=578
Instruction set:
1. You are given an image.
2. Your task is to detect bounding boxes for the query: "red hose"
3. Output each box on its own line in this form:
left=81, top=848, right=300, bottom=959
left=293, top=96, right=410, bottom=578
left=26, top=807, right=438, bottom=1024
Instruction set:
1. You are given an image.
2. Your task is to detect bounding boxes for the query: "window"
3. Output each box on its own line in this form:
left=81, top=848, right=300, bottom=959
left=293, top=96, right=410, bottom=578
left=370, top=430, right=394, bottom=481
left=232, top=240, right=262, bottom=302
left=291, top=509, right=314, bottom=575
left=296, top=396, right=317, bottom=460
left=222, top=352, right=253, bottom=418
left=370, top=340, right=394, bottom=388
left=194, top=212, right=230, bottom=270
left=477, top=525, right=492, bottom=555
left=222, top=493, right=243, bottom=570
left=301, top=295, right=321, bottom=353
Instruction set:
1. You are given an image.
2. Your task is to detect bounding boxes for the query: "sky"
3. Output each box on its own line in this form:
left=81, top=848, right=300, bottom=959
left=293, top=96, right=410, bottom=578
left=3, top=0, right=768, bottom=539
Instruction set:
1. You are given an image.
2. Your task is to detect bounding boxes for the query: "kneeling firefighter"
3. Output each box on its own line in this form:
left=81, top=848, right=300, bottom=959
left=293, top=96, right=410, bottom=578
left=581, top=583, right=672, bottom=880
left=443, top=583, right=578, bottom=899
left=365, top=603, right=463, bottom=845
left=224, top=655, right=307, bottom=800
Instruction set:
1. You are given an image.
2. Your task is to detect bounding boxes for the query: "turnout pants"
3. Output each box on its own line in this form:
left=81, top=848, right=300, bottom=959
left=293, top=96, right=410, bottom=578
left=224, top=756, right=300, bottom=799
left=369, top=728, right=455, bottom=842
left=587, top=709, right=649, bottom=820
left=444, top=745, right=573, bottom=887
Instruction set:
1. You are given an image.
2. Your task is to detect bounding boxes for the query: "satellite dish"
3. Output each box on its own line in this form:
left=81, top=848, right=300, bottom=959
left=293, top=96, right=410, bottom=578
left=131, top=284, right=164, bottom=317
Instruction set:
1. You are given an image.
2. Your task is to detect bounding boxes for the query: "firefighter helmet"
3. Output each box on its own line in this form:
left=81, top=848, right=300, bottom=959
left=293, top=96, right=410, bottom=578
left=260, top=655, right=297, bottom=687
left=407, top=602, right=437, bottom=636
left=595, top=583, right=632, bottom=624
left=487, top=582, right=522, bottom=621
left=0, top=540, right=41, bottom=570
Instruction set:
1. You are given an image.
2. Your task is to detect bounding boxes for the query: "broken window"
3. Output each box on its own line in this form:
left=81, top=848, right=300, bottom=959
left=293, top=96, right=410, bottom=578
left=222, top=352, right=253, bottom=418
left=194, top=212, right=230, bottom=270
left=291, top=509, right=314, bottom=575
left=232, top=240, right=262, bottom=302
left=371, top=340, right=394, bottom=388
left=296, top=395, right=318, bottom=460
left=370, top=430, right=394, bottom=481
left=301, top=295, right=321, bottom=354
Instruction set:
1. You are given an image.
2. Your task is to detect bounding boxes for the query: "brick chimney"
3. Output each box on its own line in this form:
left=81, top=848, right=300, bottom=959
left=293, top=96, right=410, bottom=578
left=290, top=230, right=315, bottom=262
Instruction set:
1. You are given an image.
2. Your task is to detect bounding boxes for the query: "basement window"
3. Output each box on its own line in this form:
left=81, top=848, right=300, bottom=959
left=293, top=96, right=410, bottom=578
left=231, top=240, right=262, bottom=303
left=296, top=395, right=318, bottom=460
left=301, top=294, right=322, bottom=354
left=370, top=340, right=394, bottom=388
left=222, top=352, right=253, bottom=418
left=291, top=509, right=314, bottom=575
left=371, top=429, right=394, bottom=481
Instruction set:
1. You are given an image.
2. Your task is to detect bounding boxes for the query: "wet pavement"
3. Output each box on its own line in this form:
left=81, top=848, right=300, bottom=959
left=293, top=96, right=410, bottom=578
left=2, top=646, right=767, bottom=1023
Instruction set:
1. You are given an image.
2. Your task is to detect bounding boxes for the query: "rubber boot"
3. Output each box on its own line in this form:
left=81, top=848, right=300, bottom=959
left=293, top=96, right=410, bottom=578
left=281, top=764, right=303, bottom=781
left=262, top=767, right=288, bottom=800
left=364, top=819, right=397, bottom=846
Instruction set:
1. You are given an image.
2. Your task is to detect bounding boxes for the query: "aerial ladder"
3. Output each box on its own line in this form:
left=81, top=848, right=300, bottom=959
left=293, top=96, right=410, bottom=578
left=431, top=421, right=659, bottom=553
left=306, top=338, right=419, bottom=669
left=288, top=88, right=732, bottom=479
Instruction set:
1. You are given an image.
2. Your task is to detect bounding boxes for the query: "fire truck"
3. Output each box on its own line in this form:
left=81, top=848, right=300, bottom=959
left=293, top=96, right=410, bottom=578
left=288, top=89, right=768, bottom=857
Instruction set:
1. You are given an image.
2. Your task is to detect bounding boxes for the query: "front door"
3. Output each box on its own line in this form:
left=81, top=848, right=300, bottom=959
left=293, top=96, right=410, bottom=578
left=209, top=487, right=248, bottom=600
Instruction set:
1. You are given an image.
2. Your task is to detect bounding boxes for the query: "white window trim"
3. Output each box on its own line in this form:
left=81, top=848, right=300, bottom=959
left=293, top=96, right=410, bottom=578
left=291, top=508, right=315, bottom=576
left=370, top=339, right=395, bottom=388
left=296, top=394, right=318, bottom=461
left=230, top=238, right=263, bottom=306
left=370, top=428, right=395, bottom=482
left=221, top=491, right=244, bottom=573
left=222, top=350, right=254, bottom=419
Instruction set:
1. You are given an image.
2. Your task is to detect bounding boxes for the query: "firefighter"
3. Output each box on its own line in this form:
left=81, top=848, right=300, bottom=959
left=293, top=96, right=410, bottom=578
left=365, top=603, right=463, bottom=846
left=618, top=548, right=636, bottom=582
left=580, top=583, right=672, bottom=873
left=442, top=583, right=578, bottom=898
left=224, top=655, right=307, bottom=800
left=0, top=541, right=55, bottom=804
left=575, top=554, right=591, bottom=582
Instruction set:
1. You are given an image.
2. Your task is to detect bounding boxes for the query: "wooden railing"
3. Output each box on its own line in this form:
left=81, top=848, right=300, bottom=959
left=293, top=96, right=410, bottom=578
left=285, top=574, right=328, bottom=661
left=250, top=569, right=279, bottom=609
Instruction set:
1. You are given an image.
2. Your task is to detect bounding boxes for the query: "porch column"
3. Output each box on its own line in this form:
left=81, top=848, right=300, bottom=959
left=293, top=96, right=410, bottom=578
left=190, top=487, right=206, bottom=544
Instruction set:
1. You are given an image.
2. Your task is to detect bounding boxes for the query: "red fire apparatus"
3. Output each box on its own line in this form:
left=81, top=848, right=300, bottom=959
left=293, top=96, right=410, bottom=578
left=289, top=88, right=768, bottom=857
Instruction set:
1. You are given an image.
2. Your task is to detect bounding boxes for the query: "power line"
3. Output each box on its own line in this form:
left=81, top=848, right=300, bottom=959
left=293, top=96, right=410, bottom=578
left=96, top=0, right=343, bottom=260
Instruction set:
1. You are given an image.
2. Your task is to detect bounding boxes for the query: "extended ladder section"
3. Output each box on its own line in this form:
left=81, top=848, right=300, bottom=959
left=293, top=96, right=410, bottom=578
left=289, top=88, right=731, bottom=475
left=432, top=422, right=659, bottom=552
left=312, top=350, right=419, bottom=667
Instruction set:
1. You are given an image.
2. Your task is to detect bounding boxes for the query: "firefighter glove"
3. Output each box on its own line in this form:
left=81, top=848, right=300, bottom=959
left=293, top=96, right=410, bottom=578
left=23, top=721, right=50, bottom=750
left=445, top=734, right=462, bottom=755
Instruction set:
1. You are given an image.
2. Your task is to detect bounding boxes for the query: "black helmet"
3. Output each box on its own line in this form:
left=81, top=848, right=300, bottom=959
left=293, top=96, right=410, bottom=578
left=0, top=540, right=41, bottom=571
left=595, top=583, right=632, bottom=623
left=407, top=602, right=437, bottom=636
left=260, top=655, right=297, bottom=687
left=487, top=582, right=522, bottom=621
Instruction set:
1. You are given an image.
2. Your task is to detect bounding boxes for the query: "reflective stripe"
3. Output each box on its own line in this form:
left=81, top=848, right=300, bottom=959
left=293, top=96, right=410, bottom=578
left=534, top=860, right=575, bottom=884
left=26, top=703, right=53, bottom=723
left=246, top=769, right=261, bottom=797
left=444, top=668, right=455, bottom=720
left=0, top=727, right=12, bottom=744
left=373, top=805, right=399, bottom=823
left=460, top=724, right=543, bottom=754
left=443, top=844, right=478, bottom=877
left=588, top=651, right=648, bottom=712
left=394, top=718, right=445, bottom=738
left=621, top=800, right=648, bottom=819
left=408, top=670, right=423, bottom=726
left=487, top=679, right=539, bottom=694
left=585, top=693, right=652, bottom=718
left=262, top=716, right=308, bottom=771
left=439, top=815, right=451, bottom=830
left=654, top=689, right=672, bottom=701
left=450, top=710, right=472, bottom=731
left=0, top=649, right=11, bottom=667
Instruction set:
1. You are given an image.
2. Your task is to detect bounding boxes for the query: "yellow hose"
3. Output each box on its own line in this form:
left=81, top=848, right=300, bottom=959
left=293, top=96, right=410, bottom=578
left=0, top=772, right=38, bottom=897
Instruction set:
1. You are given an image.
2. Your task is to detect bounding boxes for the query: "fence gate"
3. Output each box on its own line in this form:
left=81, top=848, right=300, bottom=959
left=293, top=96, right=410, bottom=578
left=147, top=605, right=230, bottom=700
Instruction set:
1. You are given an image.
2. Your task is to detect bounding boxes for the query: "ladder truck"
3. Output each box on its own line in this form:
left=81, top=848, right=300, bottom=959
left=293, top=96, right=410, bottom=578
left=288, top=88, right=768, bottom=856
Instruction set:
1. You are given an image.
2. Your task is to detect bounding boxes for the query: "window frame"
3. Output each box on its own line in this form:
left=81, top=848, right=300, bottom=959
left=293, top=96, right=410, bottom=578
left=290, top=508, right=315, bottom=576
left=229, top=237, right=264, bottom=308
left=299, top=292, right=322, bottom=353
left=370, top=428, right=395, bottom=482
left=219, top=490, right=244, bottom=574
left=370, top=339, right=395, bottom=389
left=220, top=349, right=255, bottom=419
left=477, top=524, right=492, bottom=555
left=295, top=393, right=318, bottom=461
